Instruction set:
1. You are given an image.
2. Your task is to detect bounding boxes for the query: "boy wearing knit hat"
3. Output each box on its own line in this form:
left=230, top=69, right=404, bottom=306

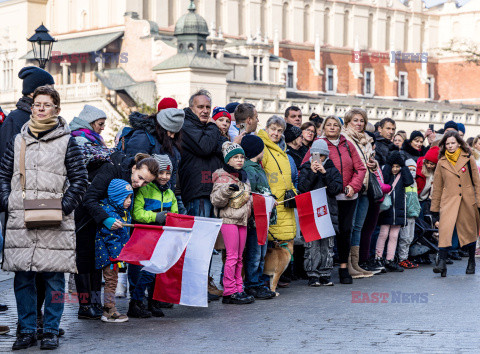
left=95, top=179, right=133, bottom=323
left=298, top=139, right=343, bottom=286
left=212, top=106, right=232, bottom=139
left=131, top=154, right=178, bottom=318
left=240, top=135, right=277, bottom=300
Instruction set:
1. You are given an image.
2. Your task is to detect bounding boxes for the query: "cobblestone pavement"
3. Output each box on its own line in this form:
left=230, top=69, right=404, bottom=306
left=1, top=254, right=479, bottom=352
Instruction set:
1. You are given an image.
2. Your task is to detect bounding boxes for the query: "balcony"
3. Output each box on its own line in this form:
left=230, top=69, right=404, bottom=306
left=57, top=82, right=103, bottom=102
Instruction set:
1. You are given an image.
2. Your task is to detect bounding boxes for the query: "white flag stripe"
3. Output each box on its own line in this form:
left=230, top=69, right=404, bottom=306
left=311, top=188, right=336, bottom=239
left=140, top=229, right=192, bottom=273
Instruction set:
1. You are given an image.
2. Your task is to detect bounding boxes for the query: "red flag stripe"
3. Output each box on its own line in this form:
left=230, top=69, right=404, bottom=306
left=116, top=224, right=164, bottom=264
left=295, top=192, right=322, bottom=243
left=252, top=194, right=268, bottom=245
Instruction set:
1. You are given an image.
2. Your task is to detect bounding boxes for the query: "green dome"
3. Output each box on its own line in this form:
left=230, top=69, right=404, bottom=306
left=174, top=1, right=209, bottom=36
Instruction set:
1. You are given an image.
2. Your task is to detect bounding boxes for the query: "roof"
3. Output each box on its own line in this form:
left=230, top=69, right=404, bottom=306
left=21, top=31, right=124, bottom=59
left=95, top=67, right=135, bottom=91
left=152, top=52, right=231, bottom=71
left=174, top=1, right=209, bottom=36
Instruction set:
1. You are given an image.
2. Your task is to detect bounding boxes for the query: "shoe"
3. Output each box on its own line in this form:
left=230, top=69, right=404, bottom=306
left=350, top=246, right=373, bottom=277
left=0, top=325, right=10, bottom=335
left=58, top=328, right=64, bottom=337
left=446, top=258, right=454, bottom=265
left=318, top=276, right=334, bottom=286
left=373, top=258, right=387, bottom=273
left=466, top=258, right=475, bottom=274
left=359, top=261, right=382, bottom=275
left=245, top=286, right=274, bottom=300
left=433, top=250, right=447, bottom=277
left=208, top=276, right=223, bottom=297
left=101, top=307, right=129, bottom=323
left=398, top=260, right=418, bottom=269
left=449, top=251, right=461, bottom=261
left=40, top=332, right=58, bottom=350
left=77, top=305, right=101, bottom=320
left=308, top=277, right=321, bottom=287
left=338, top=268, right=353, bottom=284
left=92, top=303, right=104, bottom=318
left=0, top=303, right=7, bottom=312
left=276, top=281, right=290, bottom=288
left=151, top=301, right=174, bottom=308
left=475, top=248, right=480, bottom=258
left=237, top=291, right=255, bottom=302
left=147, top=300, right=166, bottom=317
left=348, top=252, right=365, bottom=279
left=222, top=292, right=255, bottom=304
left=384, top=260, right=404, bottom=272
left=458, top=249, right=469, bottom=257
left=208, top=293, right=220, bottom=303
left=127, top=300, right=152, bottom=318
left=12, top=333, right=37, bottom=350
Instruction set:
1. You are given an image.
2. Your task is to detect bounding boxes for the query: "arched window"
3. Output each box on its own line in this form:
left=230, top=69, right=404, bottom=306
left=261, top=0, right=267, bottom=36
left=404, top=18, right=409, bottom=51
left=304, top=5, right=311, bottom=42
left=343, top=10, right=349, bottom=47
left=385, top=16, right=391, bottom=50
left=324, top=8, right=330, bottom=45
left=368, top=13, right=373, bottom=49
left=282, top=2, right=289, bottom=40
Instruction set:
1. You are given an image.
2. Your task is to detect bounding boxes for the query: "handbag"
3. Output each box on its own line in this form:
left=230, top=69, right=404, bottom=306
left=367, top=171, right=383, bottom=203
left=20, top=138, right=63, bottom=229
left=267, top=148, right=297, bottom=208
left=379, top=173, right=401, bottom=212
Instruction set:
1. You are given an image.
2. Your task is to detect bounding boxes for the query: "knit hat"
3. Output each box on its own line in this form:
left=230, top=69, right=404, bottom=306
left=152, top=154, right=173, bottom=172
left=212, top=106, right=231, bottom=121
left=284, top=123, right=302, bottom=143
left=157, top=97, right=178, bottom=112
left=405, top=158, right=416, bottom=167
left=457, top=122, right=465, bottom=134
left=424, top=146, right=440, bottom=164
left=77, top=105, right=107, bottom=124
left=156, top=108, right=185, bottom=133
left=18, top=66, right=55, bottom=96
left=222, top=141, right=245, bottom=163
left=310, top=139, right=330, bottom=157
left=240, top=135, right=264, bottom=159
left=444, top=120, right=458, bottom=131
left=108, top=179, right=133, bottom=208
left=409, top=130, right=424, bottom=142
left=225, top=102, right=240, bottom=114
left=387, top=151, right=405, bottom=167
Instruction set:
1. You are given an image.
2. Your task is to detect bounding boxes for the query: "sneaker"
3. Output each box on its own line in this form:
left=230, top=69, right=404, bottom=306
left=245, top=286, right=274, bottom=300
left=308, top=277, right=321, bottom=287
left=0, top=325, right=10, bottom=335
left=373, top=258, right=387, bottom=273
left=208, top=293, right=220, bottom=303
left=101, top=307, right=129, bottom=323
left=318, top=276, right=334, bottom=286
left=237, top=291, right=255, bottom=302
left=222, top=292, right=255, bottom=305
left=127, top=300, right=152, bottom=318
left=399, top=260, right=418, bottom=269
left=12, top=333, right=37, bottom=350
left=40, top=332, right=58, bottom=350
left=384, top=260, right=404, bottom=272
left=147, top=300, right=166, bottom=317
left=359, top=261, right=382, bottom=275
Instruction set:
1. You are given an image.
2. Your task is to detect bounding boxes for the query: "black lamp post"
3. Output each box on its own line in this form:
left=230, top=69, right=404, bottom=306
left=27, top=24, right=56, bottom=69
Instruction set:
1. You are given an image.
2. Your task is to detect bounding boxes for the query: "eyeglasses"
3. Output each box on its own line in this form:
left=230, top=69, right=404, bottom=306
left=32, top=103, right=57, bottom=109
left=304, top=129, right=315, bottom=134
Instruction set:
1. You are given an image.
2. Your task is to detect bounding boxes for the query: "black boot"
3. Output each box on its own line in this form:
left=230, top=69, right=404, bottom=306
left=466, top=244, right=476, bottom=274
left=147, top=300, right=165, bottom=317
left=12, top=333, right=37, bottom=350
left=433, top=249, right=448, bottom=277
left=77, top=305, right=101, bottom=320
left=127, top=300, right=152, bottom=318
left=338, top=268, right=353, bottom=284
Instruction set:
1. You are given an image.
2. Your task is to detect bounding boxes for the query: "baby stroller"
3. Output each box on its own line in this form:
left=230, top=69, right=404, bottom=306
left=409, top=216, right=438, bottom=265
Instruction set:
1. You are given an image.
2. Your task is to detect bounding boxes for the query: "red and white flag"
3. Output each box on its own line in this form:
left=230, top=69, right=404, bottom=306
left=252, top=193, right=276, bottom=245
left=295, top=187, right=336, bottom=242
left=115, top=224, right=192, bottom=273
left=153, top=214, right=222, bottom=307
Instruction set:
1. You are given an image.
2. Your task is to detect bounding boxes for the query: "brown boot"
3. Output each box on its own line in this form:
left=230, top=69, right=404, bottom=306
left=348, top=252, right=365, bottom=279
left=208, top=276, right=223, bottom=296
left=0, top=325, right=9, bottom=335
left=351, top=246, right=373, bottom=277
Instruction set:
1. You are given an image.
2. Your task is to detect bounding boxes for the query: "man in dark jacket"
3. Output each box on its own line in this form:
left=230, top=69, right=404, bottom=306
left=374, top=118, right=396, bottom=167
left=0, top=67, right=54, bottom=159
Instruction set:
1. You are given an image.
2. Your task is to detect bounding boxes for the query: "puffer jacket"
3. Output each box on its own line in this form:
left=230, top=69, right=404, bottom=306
left=258, top=129, right=297, bottom=241
left=0, top=117, right=88, bottom=272
left=210, top=168, right=252, bottom=226
left=133, top=182, right=178, bottom=224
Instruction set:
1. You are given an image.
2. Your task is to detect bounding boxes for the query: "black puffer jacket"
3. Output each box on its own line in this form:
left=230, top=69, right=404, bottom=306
left=298, top=159, right=343, bottom=233
left=400, top=140, right=427, bottom=163
left=374, top=132, right=395, bottom=167
left=179, top=107, right=226, bottom=205
left=0, top=96, right=32, bottom=159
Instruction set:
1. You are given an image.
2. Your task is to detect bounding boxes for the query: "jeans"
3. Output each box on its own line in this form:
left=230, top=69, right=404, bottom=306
left=14, top=271, right=64, bottom=335
left=244, top=226, right=268, bottom=289
left=221, top=224, right=247, bottom=296
left=128, top=264, right=154, bottom=300
left=336, top=200, right=358, bottom=264
left=186, top=197, right=214, bottom=218
left=350, top=195, right=369, bottom=247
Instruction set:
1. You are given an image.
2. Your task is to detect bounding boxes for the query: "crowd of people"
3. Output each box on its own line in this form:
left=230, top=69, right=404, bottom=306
left=1, top=66, right=480, bottom=350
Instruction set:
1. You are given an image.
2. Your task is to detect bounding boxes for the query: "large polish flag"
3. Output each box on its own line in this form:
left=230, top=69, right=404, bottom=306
left=295, top=187, right=336, bottom=242
left=115, top=224, right=193, bottom=273
left=252, top=193, right=276, bottom=245
left=153, top=214, right=222, bottom=307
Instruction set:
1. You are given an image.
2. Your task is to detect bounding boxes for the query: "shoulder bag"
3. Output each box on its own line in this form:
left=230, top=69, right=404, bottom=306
left=379, top=173, right=401, bottom=212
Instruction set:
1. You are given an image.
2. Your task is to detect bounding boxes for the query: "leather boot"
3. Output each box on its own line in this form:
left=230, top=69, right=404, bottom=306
left=467, top=243, right=476, bottom=274
left=208, top=276, right=223, bottom=296
left=347, top=252, right=364, bottom=279
left=351, top=246, right=373, bottom=277
left=433, top=249, right=447, bottom=277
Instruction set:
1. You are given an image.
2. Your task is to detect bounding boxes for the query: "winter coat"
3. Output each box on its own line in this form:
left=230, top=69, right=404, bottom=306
left=69, top=116, right=106, bottom=147
left=210, top=168, right=252, bottom=226
left=405, top=185, right=421, bottom=218
left=298, top=159, right=343, bottom=233
left=133, top=182, right=178, bottom=224
left=286, top=144, right=308, bottom=170
left=344, top=129, right=375, bottom=190
left=95, top=200, right=131, bottom=269
left=400, top=141, right=427, bottom=163
left=378, top=165, right=414, bottom=226
left=0, top=117, right=88, bottom=272
left=415, top=156, right=435, bottom=201
left=258, top=129, right=297, bottom=241
left=179, top=107, right=226, bottom=205
left=0, top=96, right=32, bottom=159
left=374, top=132, right=395, bottom=167
left=322, top=135, right=367, bottom=194
left=430, top=152, right=480, bottom=248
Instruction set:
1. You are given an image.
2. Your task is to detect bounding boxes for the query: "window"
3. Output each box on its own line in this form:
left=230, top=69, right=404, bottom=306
left=404, top=19, right=409, bottom=52
left=326, top=65, right=337, bottom=93
left=253, top=56, right=263, bottom=81
left=398, top=71, right=408, bottom=99
left=428, top=76, right=435, bottom=100
left=2, top=60, right=13, bottom=90
left=343, top=10, right=349, bottom=47
left=287, top=62, right=297, bottom=90
left=324, top=8, right=330, bottom=45
left=282, top=2, right=289, bottom=40
left=386, top=16, right=391, bottom=51
left=364, top=69, right=374, bottom=97
left=368, top=13, right=373, bottom=49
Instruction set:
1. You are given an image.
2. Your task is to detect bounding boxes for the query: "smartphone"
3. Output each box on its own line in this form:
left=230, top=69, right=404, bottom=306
left=429, top=124, right=434, bottom=131
left=237, top=123, right=247, bottom=135
left=312, top=152, right=321, bottom=164
left=344, top=187, right=349, bottom=195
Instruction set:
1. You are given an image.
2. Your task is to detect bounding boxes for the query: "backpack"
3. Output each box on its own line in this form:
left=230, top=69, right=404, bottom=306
left=116, top=126, right=156, bottom=153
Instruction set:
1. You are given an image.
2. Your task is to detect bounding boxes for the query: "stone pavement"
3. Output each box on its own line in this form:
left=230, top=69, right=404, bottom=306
left=1, top=254, right=480, bottom=353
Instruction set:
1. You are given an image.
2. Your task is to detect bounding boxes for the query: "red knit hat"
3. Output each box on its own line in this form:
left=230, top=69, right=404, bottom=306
left=157, top=97, right=178, bottom=112
left=212, top=106, right=231, bottom=121
left=424, top=146, right=440, bottom=164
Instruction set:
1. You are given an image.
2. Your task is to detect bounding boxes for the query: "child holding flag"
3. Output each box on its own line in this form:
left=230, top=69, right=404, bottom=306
left=95, top=179, right=133, bottom=323
left=211, top=142, right=254, bottom=304
left=298, top=139, right=343, bottom=286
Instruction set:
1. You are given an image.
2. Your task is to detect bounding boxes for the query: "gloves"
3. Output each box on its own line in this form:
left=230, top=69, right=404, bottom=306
left=229, top=184, right=240, bottom=192
left=103, top=217, right=116, bottom=230
left=155, top=211, right=168, bottom=225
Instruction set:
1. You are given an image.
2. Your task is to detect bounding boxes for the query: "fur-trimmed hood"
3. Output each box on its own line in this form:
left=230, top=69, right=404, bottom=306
left=128, top=111, right=156, bottom=135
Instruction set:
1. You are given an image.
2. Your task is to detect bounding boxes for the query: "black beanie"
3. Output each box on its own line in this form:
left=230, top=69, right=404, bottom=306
left=284, top=123, right=302, bottom=143
left=240, top=135, right=264, bottom=159
left=18, top=66, right=55, bottom=95
left=444, top=120, right=458, bottom=132
left=409, top=130, right=424, bottom=142
left=387, top=151, right=405, bottom=167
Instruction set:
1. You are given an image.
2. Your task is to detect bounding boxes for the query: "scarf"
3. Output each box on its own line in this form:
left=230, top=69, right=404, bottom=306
left=71, top=128, right=106, bottom=147
left=345, top=125, right=368, bottom=146
left=223, top=163, right=248, bottom=183
left=28, top=115, right=59, bottom=138
left=445, top=148, right=461, bottom=166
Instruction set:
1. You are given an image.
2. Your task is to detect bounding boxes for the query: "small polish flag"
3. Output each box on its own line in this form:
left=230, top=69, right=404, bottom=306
left=153, top=214, right=222, bottom=307
left=295, top=187, right=336, bottom=242
left=252, top=193, right=276, bottom=245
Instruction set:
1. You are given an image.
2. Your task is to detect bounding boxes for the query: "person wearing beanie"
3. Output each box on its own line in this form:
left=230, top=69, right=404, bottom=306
left=156, top=108, right=184, bottom=133
left=95, top=179, right=133, bottom=323
left=0, top=67, right=54, bottom=159
left=457, top=123, right=466, bottom=138
left=444, top=120, right=458, bottom=133
left=211, top=141, right=254, bottom=304
left=400, top=130, right=426, bottom=163
left=298, top=134, right=343, bottom=286
left=157, top=97, right=178, bottom=112
left=131, top=154, right=178, bottom=318
left=70, top=105, right=108, bottom=147
left=212, top=106, right=232, bottom=139
left=225, top=102, right=239, bottom=141
left=285, top=123, right=306, bottom=169
left=416, top=146, right=439, bottom=212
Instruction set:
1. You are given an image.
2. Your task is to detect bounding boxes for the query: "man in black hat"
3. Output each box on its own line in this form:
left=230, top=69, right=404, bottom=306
left=285, top=123, right=307, bottom=169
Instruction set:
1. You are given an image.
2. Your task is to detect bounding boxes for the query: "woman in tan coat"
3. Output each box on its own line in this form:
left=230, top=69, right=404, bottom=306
left=431, top=131, right=480, bottom=277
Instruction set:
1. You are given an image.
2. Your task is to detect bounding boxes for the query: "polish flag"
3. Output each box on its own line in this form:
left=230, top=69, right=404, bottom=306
left=115, top=223, right=193, bottom=273
left=252, top=193, right=276, bottom=245
left=153, top=214, right=222, bottom=307
left=295, top=187, right=336, bottom=242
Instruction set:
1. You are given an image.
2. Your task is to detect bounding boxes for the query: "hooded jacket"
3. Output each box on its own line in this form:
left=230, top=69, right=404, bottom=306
left=69, top=116, right=105, bottom=147
left=0, top=96, right=32, bottom=159
left=133, top=182, right=178, bottom=224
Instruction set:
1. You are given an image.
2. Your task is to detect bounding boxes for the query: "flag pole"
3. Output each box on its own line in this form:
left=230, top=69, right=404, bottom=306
left=122, top=223, right=135, bottom=227
left=277, top=196, right=296, bottom=204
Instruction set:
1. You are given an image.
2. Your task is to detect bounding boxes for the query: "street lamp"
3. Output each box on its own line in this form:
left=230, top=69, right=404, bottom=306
left=27, top=24, right=56, bottom=69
